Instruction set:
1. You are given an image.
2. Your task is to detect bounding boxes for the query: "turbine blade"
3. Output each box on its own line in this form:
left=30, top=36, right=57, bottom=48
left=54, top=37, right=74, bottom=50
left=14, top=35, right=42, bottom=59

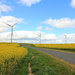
left=13, top=22, right=19, bottom=26
left=2, top=22, right=11, bottom=27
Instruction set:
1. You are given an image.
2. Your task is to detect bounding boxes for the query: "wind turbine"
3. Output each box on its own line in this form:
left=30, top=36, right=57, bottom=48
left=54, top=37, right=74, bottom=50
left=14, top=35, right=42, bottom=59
left=20, top=36, right=23, bottom=43
left=36, top=31, right=45, bottom=44
left=2, top=22, right=19, bottom=43
left=64, top=34, right=68, bottom=44
left=53, top=38, right=56, bottom=44
left=52, top=38, right=56, bottom=44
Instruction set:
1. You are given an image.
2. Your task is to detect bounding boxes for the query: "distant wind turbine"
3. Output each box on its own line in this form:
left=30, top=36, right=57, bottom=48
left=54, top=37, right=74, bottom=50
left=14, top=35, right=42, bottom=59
left=20, top=37, right=23, bottom=43
left=64, top=34, right=68, bottom=44
left=2, top=22, right=19, bottom=43
left=36, top=31, right=45, bottom=44
left=53, top=38, right=56, bottom=44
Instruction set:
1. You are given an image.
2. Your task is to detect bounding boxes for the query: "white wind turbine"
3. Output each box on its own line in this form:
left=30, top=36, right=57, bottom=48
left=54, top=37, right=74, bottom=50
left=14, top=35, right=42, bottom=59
left=36, top=31, right=45, bottom=44
left=2, top=22, right=19, bottom=43
left=64, top=34, right=68, bottom=44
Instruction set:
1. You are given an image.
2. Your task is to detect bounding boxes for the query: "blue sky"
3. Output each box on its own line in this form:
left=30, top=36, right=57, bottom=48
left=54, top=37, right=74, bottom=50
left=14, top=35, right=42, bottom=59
left=0, top=0, right=75, bottom=43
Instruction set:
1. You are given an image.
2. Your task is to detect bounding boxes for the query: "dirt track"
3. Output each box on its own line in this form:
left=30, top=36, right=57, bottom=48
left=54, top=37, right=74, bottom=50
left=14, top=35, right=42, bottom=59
left=21, top=44, right=75, bottom=64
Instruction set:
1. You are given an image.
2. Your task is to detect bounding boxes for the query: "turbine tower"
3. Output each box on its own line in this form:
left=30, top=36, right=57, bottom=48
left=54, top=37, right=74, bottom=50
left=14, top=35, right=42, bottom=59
left=54, top=38, right=56, bottom=44
left=21, top=37, right=23, bottom=43
left=38, top=31, right=45, bottom=44
left=38, top=31, right=41, bottom=44
left=64, top=34, right=67, bottom=44
left=2, top=22, right=19, bottom=43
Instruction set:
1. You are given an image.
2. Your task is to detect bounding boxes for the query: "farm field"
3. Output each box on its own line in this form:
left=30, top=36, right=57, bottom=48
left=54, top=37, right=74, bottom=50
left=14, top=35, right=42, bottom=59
left=0, top=43, right=75, bottom=75
left=0, top=43, right=28, bottom=75
left=34, top=44, right=75, bottom=49
left=33, top=44, right=75, bottom=52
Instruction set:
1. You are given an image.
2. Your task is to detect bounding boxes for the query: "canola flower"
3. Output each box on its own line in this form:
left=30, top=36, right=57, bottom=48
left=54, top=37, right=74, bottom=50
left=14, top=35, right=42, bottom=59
left=34, top=44, right=75, bottom=50
left=0, top=43, right=28, bottom=75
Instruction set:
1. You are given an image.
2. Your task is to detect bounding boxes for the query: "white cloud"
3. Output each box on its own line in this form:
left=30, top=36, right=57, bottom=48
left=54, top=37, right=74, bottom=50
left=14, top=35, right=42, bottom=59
left=18, top=0, right=41, bottom=6
left=0, top=16, right=23, bottom=32
left=0, top=3, right=12, bottom=16
left=37, top=26, right=42, bottom=30
left=70, top=0, right=75, bottom=8
left=59, top=34, right=75, bottom=43
left=46, top=27, right=53, bottom=31
left=0, top=27, right=8, bottom=32
left=0, top=30, right=75, bottom=43
left=42, top=18, right=75, bottom=28
left=43, top=34, right=56, bottom=40
left=0, top=31, right=58, bottom=43
left=56, top=39, right=62, bottom=43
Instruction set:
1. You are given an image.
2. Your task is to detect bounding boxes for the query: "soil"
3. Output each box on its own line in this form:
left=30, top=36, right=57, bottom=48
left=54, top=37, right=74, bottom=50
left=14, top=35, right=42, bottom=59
left=28, top=56, right=34, bottom=75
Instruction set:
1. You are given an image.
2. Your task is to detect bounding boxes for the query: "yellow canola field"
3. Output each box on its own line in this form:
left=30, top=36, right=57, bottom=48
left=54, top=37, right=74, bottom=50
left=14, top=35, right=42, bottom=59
left=34, top=44, right=75, bottom=49
left=0, top=43, right=28, bottom=74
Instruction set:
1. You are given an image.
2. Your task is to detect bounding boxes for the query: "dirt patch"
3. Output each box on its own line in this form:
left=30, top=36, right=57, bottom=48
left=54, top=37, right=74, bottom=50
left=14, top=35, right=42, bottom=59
left=31, top=56, right=34, bottom=60
left=28, top=56, right=34, bottom=75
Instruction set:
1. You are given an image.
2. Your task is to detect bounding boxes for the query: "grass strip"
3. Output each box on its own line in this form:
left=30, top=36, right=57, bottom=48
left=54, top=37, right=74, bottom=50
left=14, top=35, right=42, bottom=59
left=25, top=47, right=75, bottom=75
left=13, top=57, right=29, bottom=75
left=15, top=44, right=75, bottom=75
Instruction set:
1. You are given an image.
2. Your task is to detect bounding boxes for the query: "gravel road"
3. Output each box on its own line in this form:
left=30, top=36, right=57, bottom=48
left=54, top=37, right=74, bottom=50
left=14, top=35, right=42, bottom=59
left=21, top=44, right=75, bottom=64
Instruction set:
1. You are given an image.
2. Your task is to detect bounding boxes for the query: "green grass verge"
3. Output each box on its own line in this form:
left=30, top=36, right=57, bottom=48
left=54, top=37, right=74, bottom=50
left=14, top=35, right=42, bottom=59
left=13, top=57, right=29, bottom=75
left=28, top=48, right=75, bottom=75
left=20, top=43, right=75, bottom=75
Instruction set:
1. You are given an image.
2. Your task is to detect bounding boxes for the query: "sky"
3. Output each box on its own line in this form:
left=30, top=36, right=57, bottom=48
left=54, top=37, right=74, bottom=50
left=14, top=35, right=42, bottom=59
left=0, top=0, right=75, bottom=43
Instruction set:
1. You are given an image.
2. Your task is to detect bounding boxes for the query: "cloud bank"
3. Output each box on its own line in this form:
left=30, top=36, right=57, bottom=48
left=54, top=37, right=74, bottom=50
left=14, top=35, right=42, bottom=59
left=42, top=18, right=75, bottom=28
left=0, top=30, right=75, bottom=43
left=0, top=31, right=58, bottom=43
